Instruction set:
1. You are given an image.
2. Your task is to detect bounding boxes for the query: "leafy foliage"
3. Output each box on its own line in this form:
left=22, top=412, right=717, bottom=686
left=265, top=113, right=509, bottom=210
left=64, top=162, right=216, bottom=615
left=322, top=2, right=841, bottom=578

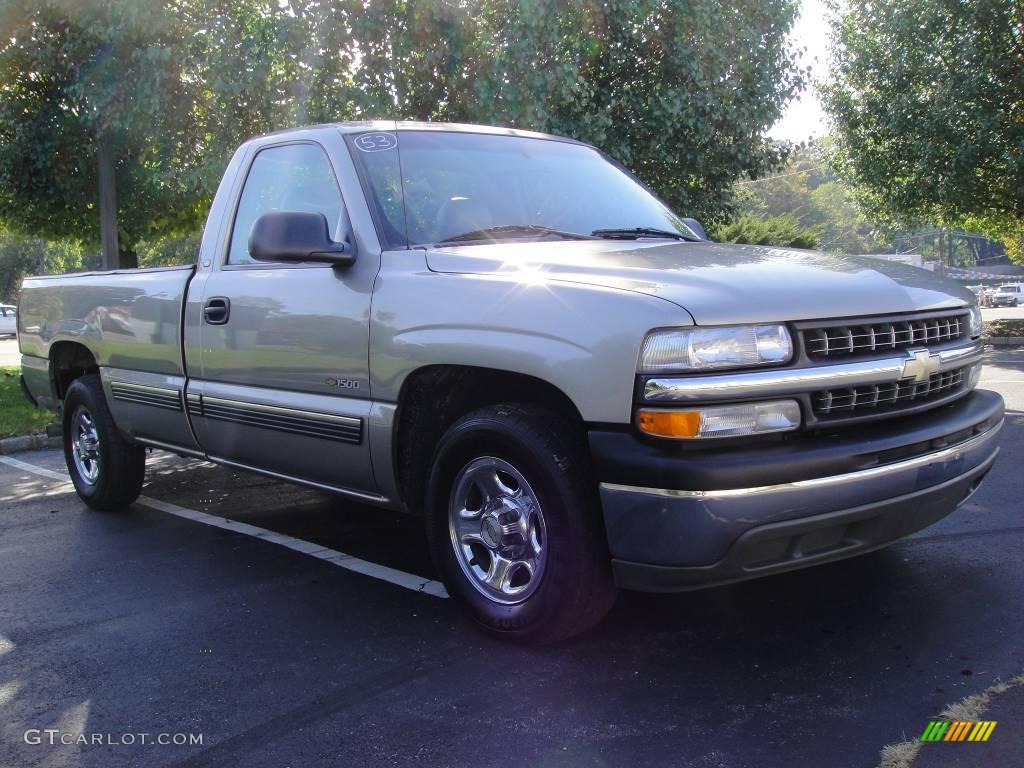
left=710, top=213, right=821, bottom=249
left=0, top=0, right=205, bottom=264
left=459, top=0, right=807, bottom=222
left=733, top=141, right=892, bottom=253
left=191, top=0, right=808, bottom=222
left=0, top=0, right=806, bottom=267
left=0, top=229, right=96, bottom=303
left=822, top=0, right=1024, bottom=262
left=136, top=231, right=202, bottom=267
left=985, top=318, right=1024, bottom=340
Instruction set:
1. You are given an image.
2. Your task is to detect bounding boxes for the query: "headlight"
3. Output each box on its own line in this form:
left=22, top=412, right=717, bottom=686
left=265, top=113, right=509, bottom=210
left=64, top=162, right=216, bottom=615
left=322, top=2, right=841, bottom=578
left=637, top=400, right=802, bottom=440
left=969, top=305, right=983, bottom=339
left=639, top=324, right=793, bottom=373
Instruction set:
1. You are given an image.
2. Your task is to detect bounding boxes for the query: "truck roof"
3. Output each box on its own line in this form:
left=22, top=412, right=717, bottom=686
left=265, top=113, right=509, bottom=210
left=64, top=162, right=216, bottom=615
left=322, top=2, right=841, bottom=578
left=251, top=120, right=586, bottom=146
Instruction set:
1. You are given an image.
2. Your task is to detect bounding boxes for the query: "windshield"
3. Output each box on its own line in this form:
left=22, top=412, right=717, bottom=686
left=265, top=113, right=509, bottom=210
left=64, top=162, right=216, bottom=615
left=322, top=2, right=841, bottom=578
left=346, top=130, right=697, bottom=248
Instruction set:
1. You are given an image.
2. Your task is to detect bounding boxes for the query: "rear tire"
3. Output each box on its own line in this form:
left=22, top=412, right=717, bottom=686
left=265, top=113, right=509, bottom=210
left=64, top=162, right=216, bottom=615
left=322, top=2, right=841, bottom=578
left=63, top=375, right=145, bottom=510
left=424, top=403, right=616, bottom=644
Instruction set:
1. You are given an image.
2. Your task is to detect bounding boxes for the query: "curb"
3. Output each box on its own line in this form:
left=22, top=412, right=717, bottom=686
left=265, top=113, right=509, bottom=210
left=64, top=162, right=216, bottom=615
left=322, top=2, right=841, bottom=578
left=987, top=336, right=1024, bottom=346
left=0, top=428, right=62, bottom=455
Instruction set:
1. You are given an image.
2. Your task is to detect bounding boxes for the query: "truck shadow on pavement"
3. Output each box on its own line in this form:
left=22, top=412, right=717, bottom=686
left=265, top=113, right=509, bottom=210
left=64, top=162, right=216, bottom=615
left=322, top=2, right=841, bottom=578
left=8, top=427, right=1008, bottom=768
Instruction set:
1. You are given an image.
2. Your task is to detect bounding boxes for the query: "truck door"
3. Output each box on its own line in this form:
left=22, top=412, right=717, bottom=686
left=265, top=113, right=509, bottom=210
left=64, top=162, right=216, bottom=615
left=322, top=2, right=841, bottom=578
left=184, top=139, right=381, bottom=497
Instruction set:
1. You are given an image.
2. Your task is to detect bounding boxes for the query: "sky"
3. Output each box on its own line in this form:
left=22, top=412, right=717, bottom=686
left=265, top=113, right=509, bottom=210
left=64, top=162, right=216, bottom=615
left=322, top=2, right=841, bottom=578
left=768, top=0, right=830, bottom=143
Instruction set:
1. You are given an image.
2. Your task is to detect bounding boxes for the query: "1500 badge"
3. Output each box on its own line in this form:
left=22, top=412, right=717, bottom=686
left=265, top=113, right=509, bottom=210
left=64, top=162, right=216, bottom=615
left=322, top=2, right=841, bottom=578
left=325, top=377, right=360, bottom=389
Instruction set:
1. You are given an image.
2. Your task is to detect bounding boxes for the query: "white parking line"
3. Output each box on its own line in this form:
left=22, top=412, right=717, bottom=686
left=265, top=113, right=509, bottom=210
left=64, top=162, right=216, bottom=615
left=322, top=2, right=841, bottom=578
left=0, top=456, right=70, bottom=483
left=0, top=455, right=449, bottom=599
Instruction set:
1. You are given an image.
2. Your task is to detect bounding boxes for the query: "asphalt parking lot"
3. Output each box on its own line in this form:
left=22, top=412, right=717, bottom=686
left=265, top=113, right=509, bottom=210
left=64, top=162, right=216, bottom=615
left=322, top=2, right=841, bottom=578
left=0, top=346, right=1022, bottom=768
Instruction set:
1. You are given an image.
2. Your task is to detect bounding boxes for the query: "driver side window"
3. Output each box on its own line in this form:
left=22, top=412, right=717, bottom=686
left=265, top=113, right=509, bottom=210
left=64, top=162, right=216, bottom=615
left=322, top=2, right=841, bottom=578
left=228, top=143, right=344, bottom=265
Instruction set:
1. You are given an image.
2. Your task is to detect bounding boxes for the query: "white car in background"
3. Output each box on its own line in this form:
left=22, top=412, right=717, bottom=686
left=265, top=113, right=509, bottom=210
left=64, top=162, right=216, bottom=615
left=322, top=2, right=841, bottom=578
left=0, top=305, right=17, bottom=337
left=995, top=284, right=1024, bottom=306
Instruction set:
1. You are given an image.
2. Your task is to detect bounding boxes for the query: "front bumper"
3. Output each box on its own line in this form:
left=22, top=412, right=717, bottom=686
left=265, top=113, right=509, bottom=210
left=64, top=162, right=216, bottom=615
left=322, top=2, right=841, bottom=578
left=592, top=389, right=1004, bottom=592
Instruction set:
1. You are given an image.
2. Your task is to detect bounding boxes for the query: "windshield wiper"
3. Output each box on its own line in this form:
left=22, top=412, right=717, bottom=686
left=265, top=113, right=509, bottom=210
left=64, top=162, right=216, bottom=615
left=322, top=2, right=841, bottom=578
left=440, top=224, right=596, bottom=244
left=591, top=227, right=699, bottom=242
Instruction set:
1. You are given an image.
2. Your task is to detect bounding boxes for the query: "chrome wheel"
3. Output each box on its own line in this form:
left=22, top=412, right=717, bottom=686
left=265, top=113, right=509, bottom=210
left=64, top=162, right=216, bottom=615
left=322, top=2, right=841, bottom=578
left=448, top=456, right=547, bottom=605
left=70, top=406, right=101, bottom=485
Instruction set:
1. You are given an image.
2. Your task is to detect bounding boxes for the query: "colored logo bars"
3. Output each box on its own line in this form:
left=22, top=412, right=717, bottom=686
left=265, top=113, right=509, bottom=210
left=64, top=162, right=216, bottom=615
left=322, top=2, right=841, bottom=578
left=920, top=721, right=997, bottom=742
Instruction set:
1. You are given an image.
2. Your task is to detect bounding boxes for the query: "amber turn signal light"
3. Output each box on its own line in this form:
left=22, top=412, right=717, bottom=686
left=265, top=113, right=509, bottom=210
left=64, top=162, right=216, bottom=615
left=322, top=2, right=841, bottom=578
left=636, top=409, right=702, bottom=438
left=636, top=401, right=802, bottom=440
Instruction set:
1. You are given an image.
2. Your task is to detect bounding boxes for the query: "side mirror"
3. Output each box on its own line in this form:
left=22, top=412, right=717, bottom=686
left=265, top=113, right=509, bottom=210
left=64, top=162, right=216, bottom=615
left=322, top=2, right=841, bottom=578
left=681, top=217, right=709, bottom=241
left=248, top=211, right=355, bottom=266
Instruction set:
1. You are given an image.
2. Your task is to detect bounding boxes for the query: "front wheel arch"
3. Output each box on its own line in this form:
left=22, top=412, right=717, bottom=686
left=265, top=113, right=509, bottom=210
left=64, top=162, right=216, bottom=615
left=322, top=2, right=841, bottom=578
left=392, top=364, right=584, bottom=514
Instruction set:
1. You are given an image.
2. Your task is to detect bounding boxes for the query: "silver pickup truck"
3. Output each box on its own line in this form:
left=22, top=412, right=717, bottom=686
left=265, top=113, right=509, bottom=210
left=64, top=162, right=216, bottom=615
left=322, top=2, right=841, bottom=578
left=18, top=122, right=1004, bottom=643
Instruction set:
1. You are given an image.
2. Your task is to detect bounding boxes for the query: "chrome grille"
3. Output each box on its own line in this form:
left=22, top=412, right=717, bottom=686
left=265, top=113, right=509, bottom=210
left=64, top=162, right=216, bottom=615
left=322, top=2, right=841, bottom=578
left=804, top=313, right=968, bottom=360
left=812, top=367, right=967, bottom=417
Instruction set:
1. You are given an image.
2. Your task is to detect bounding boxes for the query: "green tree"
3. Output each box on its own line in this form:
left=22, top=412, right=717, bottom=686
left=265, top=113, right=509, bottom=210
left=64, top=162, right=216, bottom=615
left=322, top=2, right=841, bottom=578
left=276, top=0, right=806, bottom=223
left=182, top=0, right=323, bottom=190
left=710, top=213, right=822, bottom=249
left=734, top=141, right=891, bottom=253
left=822, top=0, right=1024, bottom=261
left=0, top=229, right=94, bottom=302
left=136, top=232, right=202, bottom=267
left=806, top=181, right=889, bottom=253
left=1, top=0, right=806, bottom=270
left=0, top=0, right=204, bottom=268
left=461, top=0, right=807, bottom=222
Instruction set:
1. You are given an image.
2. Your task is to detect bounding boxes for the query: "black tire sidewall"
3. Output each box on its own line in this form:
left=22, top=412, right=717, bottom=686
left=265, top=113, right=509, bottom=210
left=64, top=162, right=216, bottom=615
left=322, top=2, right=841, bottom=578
left=62, top=375, right=141, bottom=507
left=425, top=407, right=607, bottom=641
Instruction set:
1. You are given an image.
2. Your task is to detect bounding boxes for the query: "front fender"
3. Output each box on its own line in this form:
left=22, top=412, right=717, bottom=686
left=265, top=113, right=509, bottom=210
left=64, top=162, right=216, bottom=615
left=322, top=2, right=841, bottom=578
left=370, top=269, right=690, bottom=423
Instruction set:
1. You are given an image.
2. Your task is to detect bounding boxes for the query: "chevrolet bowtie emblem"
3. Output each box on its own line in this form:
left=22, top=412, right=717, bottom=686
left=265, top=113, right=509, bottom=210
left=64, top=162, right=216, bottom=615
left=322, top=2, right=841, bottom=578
left=900, top=349, right=941, bottom=383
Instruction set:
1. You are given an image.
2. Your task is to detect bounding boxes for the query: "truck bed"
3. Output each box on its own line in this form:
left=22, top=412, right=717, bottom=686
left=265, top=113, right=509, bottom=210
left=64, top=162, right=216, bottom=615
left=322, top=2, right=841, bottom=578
left=18, top=265, right=195, bottom=408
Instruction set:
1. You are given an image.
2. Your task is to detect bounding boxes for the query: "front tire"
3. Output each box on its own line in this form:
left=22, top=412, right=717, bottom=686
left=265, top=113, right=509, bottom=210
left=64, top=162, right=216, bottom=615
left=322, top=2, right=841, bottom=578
left=425, top=404, right=616, bottom=644
left=63, top=375, right=145, bottom=510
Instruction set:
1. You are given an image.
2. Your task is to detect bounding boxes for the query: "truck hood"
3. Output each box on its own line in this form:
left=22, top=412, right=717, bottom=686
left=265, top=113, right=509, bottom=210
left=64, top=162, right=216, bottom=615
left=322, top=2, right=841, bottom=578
left=425, top=240, right=974, bottom=325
